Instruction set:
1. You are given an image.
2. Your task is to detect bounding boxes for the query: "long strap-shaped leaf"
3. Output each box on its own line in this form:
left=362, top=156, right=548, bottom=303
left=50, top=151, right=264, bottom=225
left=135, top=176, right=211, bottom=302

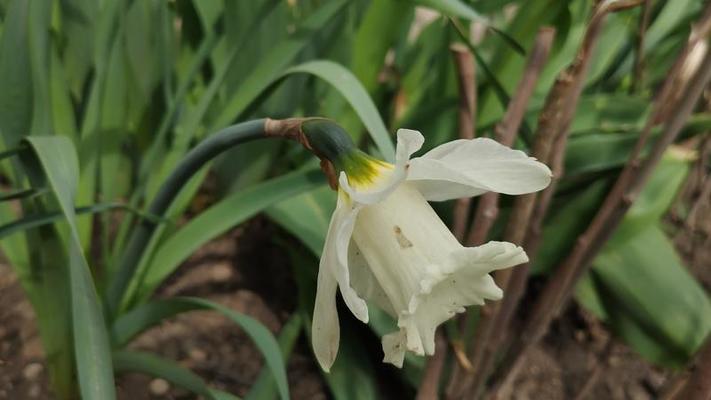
left=112, top=297, right=289, bottom=400
left=113, top=351, right=240, bottom=400
left=284, top=61, right=396, bottom=161
left=131, top=168, right=324, bottom=304
left=0, top=203, right=166, bottom=240
left=23, top=136, right=116, bottom=400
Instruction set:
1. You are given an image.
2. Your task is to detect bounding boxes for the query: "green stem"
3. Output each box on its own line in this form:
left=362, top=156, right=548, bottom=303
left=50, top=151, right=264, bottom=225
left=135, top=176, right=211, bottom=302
left=106, top=119, right=268, bottom=316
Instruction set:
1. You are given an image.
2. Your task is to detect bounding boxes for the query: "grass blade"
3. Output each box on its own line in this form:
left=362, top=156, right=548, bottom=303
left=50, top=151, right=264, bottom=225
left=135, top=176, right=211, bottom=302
left=284, top=61, right=396, bottom=161
left=245, top=315, right=302, bottom=400
left=210, top=0, right=349, bottom=130
left=0, top=203, right=165, bottom=240
left=0, top=0, right=32, bottom=149
left=22, top=136, right=116, bottom=400
left=132, top=168, right=324, bottom=302
left=0, top=187, right=40, bottom=202
left=415, top=0, right=486, bottom=22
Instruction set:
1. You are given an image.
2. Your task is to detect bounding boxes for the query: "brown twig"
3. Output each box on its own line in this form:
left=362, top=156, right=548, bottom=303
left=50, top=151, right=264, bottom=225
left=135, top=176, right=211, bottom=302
left=676, top=334, right=711, bottom=400
left=489, top=10, right=711, bottom=396
left=490, top=125, right=570, bottom=361
left=465, top=27, right=556, bottom=247
left=417, top=332, right=448, bottom=400
left=632, top=0, right=652, bottom=92
left=450, top=43, right=477, bottom=241
left=444, top=27, right=555, bottom=399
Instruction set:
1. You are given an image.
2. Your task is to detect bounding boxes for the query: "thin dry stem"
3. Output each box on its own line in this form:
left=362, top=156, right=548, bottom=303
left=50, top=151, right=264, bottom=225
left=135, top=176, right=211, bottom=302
left=446, top=27, right=555, bottom=399
left=491, top=23, right=711, bottom=397
left=465, top=27, right=556, bottom=247
left=416, top=333, right=448, bottom=400
left=450, top=43, right=477, bottom=241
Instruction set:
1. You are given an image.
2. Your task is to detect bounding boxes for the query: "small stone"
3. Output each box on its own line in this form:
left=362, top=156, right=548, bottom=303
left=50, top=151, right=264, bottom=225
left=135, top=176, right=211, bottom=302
left=211, top=263, right=233, bottom=281
left=149, top=378, right=170, bottom=396
left=23, top=362, right=43, bottom=380
left=188, top=348, right=207, bottom=362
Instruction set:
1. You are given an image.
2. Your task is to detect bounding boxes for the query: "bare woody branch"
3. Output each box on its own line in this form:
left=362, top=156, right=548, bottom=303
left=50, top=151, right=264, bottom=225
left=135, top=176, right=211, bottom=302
left=450, top=43, right=478, bottom=241
left=416, top=332, right=448, bottom=400
left=445, top=27, right=555, bottom=399
left=465, top=27, right=556, bottom=247
left=490, top=7, right=711, bottom=395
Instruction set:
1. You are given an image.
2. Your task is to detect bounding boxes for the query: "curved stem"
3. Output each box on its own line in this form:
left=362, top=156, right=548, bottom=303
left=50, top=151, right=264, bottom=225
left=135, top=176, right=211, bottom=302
left=106, top=119, right=268, bottom=316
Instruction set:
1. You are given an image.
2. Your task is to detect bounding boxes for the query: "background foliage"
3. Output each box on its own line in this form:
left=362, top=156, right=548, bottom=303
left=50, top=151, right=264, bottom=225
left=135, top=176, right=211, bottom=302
left=0, top=0, right=709, bottom=398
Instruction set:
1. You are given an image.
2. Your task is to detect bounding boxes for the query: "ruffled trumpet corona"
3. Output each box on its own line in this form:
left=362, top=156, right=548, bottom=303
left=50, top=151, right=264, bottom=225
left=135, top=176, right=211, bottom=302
left=298, top=119, right=552, bottom=371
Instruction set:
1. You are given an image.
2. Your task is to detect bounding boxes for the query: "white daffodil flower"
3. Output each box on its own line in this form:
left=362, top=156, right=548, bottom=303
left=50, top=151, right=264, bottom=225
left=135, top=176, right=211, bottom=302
left=309, top=125, right=552, bottom=371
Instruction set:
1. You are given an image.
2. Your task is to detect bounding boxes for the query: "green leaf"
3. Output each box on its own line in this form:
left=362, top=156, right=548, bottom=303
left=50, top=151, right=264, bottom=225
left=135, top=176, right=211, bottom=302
left=414, top=0, right=485, bottom=21
left=246, top=315, right=303, bottom=400
left=0, top=0, right=32, bottom=148
left=112, top=297, right=289, bottom=400
left=134, top=168, right=324, bottom=302
left=113, top=351, right=239, bottom=400
left=284, top=60, right=396, bottom=161
left=0, top=203, right=163, bottom=240
left=610, top=154, right=690, bottom=247
left=210, top=0, right=349, bottom=130
left=582, top=226, right=711, bottom=367
left=565, top=132, right=642, bottom=176
left=286, top=246, right=380, bottom=400
left=0, top=187, right=41, bottom=202
left=352, top=0, right=412, bottom=94
left=266, top=186, right=334, bottom=256
left=532, top=179, right=609, bottom=275
left=22, top=136, right=116, bottom=400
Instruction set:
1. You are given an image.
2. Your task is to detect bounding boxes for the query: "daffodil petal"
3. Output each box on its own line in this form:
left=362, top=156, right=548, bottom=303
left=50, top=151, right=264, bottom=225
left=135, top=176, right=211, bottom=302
left=406, top=138, right=552, bottom=201
left=348, top=241, right=397, bottom=316
left=393, top=241, right=528, bottom=359
left=382, top=330, right=408, bottom=368
left=322, top=192, right=369, bottom=323
left=339, top=129, right=424, bottom=205
left=312, top=264, right=340, bottom=372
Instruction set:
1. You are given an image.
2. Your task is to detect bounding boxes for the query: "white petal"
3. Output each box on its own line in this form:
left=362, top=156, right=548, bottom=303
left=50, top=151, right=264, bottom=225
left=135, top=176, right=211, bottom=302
left=339, top=129, right=424, bottom=205
left=397, top=241, right=528, bottom=360
left=382, top=330, right=408, bottom=368
left=348, top=241, right=397, bottom=316
left=406, top=137, right=552, bottom=201
left=312, top=265, right=339, bottom=372
left=395, top=129, right=425, bottom=165
left=351, top=182, right=462, bottom=314
left=449, top=241, right=529, bottom=277
left=320, top=192, right=369, bottom=323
